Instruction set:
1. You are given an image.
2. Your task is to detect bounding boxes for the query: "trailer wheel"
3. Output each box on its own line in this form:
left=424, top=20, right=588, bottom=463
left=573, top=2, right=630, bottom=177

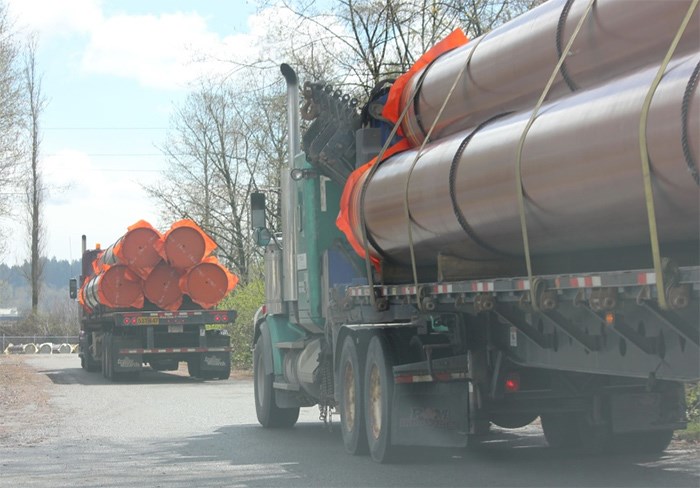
left=102, top=333, right=112, bottom=380
left=613, top=429, right=674, bottom=454
left=187, top=359, right=201, bottom=378
left=339, top=336, right=368, bottom=455
left=85, top=355, right=100, bottom=373
left=216, top=363, right=231, bottom=380
left=364, top=335, right=396, bottom=463
left=253, top=336, right=299, bottom=428
left=541, top=413, right=582, bottom=448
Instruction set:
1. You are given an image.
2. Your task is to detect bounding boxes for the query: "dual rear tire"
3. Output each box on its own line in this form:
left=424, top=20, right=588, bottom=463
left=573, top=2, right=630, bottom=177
left=339, top=334, right=396, bottom=463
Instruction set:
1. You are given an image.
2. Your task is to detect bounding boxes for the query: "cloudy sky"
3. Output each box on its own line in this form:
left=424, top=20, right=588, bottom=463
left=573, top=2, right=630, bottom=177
left=2, top=0, right=265, bottom=264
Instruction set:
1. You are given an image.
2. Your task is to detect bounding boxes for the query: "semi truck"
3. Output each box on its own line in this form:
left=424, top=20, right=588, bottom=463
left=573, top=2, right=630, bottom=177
left=250, top=0, right=699, bottom=462
left=70, top=232, right=236, bottom=382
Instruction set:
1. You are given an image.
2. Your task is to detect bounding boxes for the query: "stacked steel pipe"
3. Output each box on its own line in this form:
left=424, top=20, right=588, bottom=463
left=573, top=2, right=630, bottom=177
left=79, top=220, right=238, bottom=312
left=337, top=0, right=700, bottom=276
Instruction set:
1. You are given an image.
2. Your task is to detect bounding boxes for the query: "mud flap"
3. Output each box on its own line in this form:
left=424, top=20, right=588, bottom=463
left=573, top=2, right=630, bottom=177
left=114, top=353, right=143, bottom=372
left=199, top=352, right=231, bottom=373
left=390, top=382, right=469, bottom=448
left=112, top=337, right=142, bottom=373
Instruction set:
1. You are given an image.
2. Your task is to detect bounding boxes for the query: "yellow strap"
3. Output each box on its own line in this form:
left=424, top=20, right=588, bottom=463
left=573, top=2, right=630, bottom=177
left=515, top=0, right=597, bottom=307
left=639, top=0, right=699, bottom=310
left=359, top=70, right=426, bottom=305
left=403, top=35, right=487, bottom=306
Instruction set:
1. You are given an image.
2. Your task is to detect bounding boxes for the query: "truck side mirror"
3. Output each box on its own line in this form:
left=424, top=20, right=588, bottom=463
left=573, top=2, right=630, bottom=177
left=251, top=192, right=271, bottom=246
left=69, top=278, right=78, bottom=299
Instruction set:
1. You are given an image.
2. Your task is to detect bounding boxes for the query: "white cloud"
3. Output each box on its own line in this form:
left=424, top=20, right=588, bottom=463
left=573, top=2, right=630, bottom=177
left=5, top=0, right=102, bottom=36
left=40, top=150, right=160, bottom=260
left=82, top=12, right=223, bottom=89
left=6, top=1, right=343, bottom=90
left=6, top=0, right=258, bottom=90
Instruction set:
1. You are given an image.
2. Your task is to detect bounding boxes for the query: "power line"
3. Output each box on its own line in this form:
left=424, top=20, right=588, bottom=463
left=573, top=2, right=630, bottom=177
left=45, top=153, right=171, bottom=158
left=44, top=127, right=168, bottom=131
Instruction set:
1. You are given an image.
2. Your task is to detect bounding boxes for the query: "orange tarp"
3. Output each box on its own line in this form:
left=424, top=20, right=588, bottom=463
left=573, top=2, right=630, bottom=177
left=336, top=29, right=468, bottom=266
left=156, top=219, right=217, bottom=269
left=179, top=256, right=238, bottom=309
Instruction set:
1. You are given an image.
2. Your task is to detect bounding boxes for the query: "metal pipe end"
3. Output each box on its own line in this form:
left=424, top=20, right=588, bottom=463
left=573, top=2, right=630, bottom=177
left=280, top=63, right=297, bottom=86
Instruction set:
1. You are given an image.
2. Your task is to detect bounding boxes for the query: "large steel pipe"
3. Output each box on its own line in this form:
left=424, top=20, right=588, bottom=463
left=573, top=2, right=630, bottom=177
left=81, top=265, right=144, bottom=310
left=350, top=54, right=700, bottom=272
left=99, top=221, right=162, bottom=277
left=400, top=0, right=700, bottom=145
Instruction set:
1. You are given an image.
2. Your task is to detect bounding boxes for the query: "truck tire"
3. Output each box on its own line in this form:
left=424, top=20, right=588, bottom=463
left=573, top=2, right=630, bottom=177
left=187, top=359, right=201, bottom=378
left=540, top=413, right=582, bottom=449
left=253, top=336, right=299, bottom=428
left=85, top=354, right=100, bottom=373
left=613, top=429, right=674, bottom=454
left=363, top=335, right=397, bottom=463
left=542, top=412, right=613, bottom=452
left=216, top=363, right=231, bottom=380
left=102, top=333, right=112, bottom=380
left=339, top=336, right=368, bottom=455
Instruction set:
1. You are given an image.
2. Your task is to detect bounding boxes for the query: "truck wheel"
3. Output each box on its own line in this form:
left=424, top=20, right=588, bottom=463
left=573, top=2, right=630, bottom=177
left=364, top=335, right=397, bottom=463
left=187, top=359, right=201, bottom=378
left=101, top=336, right=108, bottom=378
left=216, top=363, right=231, bottom=380
left=541, top=413, right=581, bottom=448
left=253, top=336, right=299, bottom=428
left=613, top=429, right=674, bottom=454
left=339, top=336, right=368, bottom=455
left=85, top=355, right=100, bottom=373
left=103, top=333, right=113, bottom=381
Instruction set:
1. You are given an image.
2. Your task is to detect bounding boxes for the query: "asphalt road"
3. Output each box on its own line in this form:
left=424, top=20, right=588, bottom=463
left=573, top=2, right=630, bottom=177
left=1, top=355, right=699, bottom=488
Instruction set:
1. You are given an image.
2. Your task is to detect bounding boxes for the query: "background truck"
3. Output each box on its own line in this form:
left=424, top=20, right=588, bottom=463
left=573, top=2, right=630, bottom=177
left=70, top=230, right=236, bottom=382
left=250, top=0, right=699, bottom=463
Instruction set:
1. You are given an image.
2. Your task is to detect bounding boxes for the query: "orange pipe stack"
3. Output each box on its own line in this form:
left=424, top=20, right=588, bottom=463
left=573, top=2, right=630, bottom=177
left=180, top=256, right=238, bottom=309
left=143, top=262, right=184, bottom=310
left=79, top=219, right=238, bottom=312
left=98, top=220, right=162, bottom=279
left=80, top=265, right=144, bottom=310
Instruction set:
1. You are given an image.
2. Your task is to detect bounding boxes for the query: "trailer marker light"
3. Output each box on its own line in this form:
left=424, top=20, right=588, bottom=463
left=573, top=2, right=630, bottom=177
left=605, top=312, right=615, bottom=325
left=505, top=372, right=520, bottom=392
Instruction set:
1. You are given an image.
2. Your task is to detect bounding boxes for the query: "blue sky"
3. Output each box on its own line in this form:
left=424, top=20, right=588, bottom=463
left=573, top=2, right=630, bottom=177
left=3, top=0, right=261, bottom=263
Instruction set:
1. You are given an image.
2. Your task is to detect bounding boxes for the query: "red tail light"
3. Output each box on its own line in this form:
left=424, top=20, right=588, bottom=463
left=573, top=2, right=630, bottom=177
left=505, top=372, right=520, bottom=392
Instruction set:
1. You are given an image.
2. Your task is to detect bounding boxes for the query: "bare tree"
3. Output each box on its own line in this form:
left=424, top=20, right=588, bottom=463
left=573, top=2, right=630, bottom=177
left=0, top=2, right=23, bottom=255
left=260, top=0, right=545, bottom=96
left=22, top=36, right=46, bottom=314
left=146, top=75, right=287, bottom=282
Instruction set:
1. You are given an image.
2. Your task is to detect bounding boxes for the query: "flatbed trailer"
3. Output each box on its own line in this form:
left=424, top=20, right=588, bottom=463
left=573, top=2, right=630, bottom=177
left=78, top=308, right=235, bottom=381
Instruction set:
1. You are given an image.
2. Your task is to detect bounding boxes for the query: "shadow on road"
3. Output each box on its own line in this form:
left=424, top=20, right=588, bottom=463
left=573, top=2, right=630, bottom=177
left=38, top=367, right=203, bottom=386
left=145, top=422, right=700, bottom=488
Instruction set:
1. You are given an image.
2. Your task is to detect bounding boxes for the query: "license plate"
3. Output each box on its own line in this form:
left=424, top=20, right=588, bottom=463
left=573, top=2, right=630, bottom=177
left=168, top=325, right=184, bottom=333
left=136, top=317, right=159, bottom=325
